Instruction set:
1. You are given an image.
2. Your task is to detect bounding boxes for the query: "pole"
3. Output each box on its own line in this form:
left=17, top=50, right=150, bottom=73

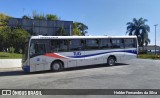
left=70, top=24, right=72, bottom=36
left=33, top=22, right=34, bottom=35
left=154, top=24, right=158, bottom=55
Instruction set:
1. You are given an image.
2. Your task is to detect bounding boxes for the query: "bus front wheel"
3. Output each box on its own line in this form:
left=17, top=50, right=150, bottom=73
left=107, top=56, right=116, bottom=66
left=51, top=61, right=63, bottom=71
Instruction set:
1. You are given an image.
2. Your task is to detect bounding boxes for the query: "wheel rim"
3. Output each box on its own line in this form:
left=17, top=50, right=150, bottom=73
left=53, top=63, right=60, bottom=71
left=109, top=58, right=115, bottom=66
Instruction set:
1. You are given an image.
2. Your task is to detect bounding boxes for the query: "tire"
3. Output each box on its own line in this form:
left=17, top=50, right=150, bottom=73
left=51, top=61, right=63, bottom=71
left=107, top=57, right=116, bottom=66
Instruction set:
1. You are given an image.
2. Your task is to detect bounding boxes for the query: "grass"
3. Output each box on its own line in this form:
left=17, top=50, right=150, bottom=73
left=138, top=54, right=160, bottom=60
left=0, top=52, right=22, bottom=59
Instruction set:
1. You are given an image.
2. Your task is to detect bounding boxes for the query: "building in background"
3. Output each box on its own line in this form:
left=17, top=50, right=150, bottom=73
left=8, top=18, right=73, bottom=36
left=139, top=45, right=160, bottom=54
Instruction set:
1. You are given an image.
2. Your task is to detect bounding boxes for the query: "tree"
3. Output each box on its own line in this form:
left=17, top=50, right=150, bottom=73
left=10, top=28, right=29, bottom=53
left=126, top=18, right=150, bottom=47
left=22, top=15, right=31, bottom=19
left=46, top=14, right=59, bottom=21
left=78, top=22, right=88, bottom=36
left=72, top=22, right=81, bottom=35
left=0, top=13, right=12, bottom=51
left=0, top=13, right=11, bottom=26
left=0, top=26, right=11, bottom=51
left=72, top=28, right=81, bottom=36
left=72, top=22, right=88, bottom=36
left=0, top=13, right=29, bottom=52
left=0, top=27, right=29, bottom=53
left=32, top=11, right=45, bottom=20
left=56, top=27, right=67, bottom=36
left=32, top=11, right=59, bottom=20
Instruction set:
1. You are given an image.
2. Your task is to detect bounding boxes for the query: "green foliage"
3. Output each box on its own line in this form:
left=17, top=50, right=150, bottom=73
left=0, top=15, right=29, bottom=53
left=56, top=27, right=67, bottom=36
left=32, top=11, right=59, bottom=20
left=0, top=13, right=11, bottom=26
left=22, top=15, right=31, bottom=19
left=72, top=28, right=81, bottom=36
left=126, top=18, right=150, bottom=47
left=39, top=14, right=46, bottom=20
left=32, top=11, right=45, bottom=20
left=9, top=47, right=15, bottom=53
left=138, top=54, right=160, bottom=60
left=0, top=52, right=22, bottom=59
left=11, top=28, right=29, bottom=52
left=46, top=14, right=59, bottom=20
left=0, top=13, right=12, bottom=48
left=0, top=26, right=11, bottom=51
left=72, top=22, right=88, bottom=36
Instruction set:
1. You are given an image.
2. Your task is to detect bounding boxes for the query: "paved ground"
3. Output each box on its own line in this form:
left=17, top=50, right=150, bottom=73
left=0, top=59, right=160, bottom=98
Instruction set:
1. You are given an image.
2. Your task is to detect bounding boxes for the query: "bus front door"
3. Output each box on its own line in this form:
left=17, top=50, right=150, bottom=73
left=30, top=42, right=47, bottom=72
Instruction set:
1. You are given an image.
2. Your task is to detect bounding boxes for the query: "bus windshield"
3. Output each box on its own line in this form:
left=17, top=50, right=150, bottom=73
left=22, top=42, right=29, bottom=63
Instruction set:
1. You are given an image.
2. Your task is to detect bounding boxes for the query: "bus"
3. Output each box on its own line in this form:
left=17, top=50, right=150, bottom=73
left=22, top=35, right=138, bottom=72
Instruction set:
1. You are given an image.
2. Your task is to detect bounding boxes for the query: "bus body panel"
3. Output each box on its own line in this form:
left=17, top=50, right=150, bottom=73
left=22, top=35, right=138, bottom=72
left=28, top=48, right=137, bottom=72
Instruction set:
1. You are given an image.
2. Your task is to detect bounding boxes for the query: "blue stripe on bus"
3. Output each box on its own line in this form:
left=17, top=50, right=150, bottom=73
left=68, top=50, right=137, bottom=58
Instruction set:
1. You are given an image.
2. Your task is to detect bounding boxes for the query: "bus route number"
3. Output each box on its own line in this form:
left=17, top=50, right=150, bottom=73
left=73, top=52, right=81, bottom=56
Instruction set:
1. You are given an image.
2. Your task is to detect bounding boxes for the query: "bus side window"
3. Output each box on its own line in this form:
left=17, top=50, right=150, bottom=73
left=112, top=39, right=119, bottom=48
left=111, top=39, right=124, bottom=48
left=125, top=39, right=136, bottom=48
left=50, top=40, right=59, bottom=52
left=100, top=39, right=107, bottom=49
left=59, top=40, right=68, bottom=52
left=69, top=39, right=82, bottom=51
left=85, top=39, right=99, bottom=50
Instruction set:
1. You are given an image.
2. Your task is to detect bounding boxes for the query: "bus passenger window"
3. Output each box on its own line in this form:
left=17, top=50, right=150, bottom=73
left=69, top=39, right=84, bottom=51
left=111, top=39, right=124, bottom=48
left=59, top=40, right=68, bottom=52
left=125, top=39, right=136, bottom=48
left=50, top=40, right=59, bottom=52
left=86, top=39, right=99, bottom=50
left=100, top=39, right=112, bottom=49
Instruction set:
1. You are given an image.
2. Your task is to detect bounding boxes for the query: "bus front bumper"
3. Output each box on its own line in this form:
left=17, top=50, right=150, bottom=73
left=22, top=66, right=30, bottom=72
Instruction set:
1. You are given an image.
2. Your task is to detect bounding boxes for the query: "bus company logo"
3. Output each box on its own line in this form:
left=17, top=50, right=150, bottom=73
left=2, top=90, right=11, bottom=95
left=36, top=58, right=40, bottom=61
left=73, top=52, right=81, bottom=56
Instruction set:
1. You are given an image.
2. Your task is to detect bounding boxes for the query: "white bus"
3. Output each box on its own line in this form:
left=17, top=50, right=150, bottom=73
left=22, top=35, right=138, bottom=72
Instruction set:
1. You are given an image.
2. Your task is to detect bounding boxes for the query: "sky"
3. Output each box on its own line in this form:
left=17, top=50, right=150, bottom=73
left=0, top=0, right=160, bottom=46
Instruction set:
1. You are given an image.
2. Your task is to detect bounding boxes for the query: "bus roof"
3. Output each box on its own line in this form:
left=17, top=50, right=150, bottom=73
left=30, top=35, right=137, bottom=39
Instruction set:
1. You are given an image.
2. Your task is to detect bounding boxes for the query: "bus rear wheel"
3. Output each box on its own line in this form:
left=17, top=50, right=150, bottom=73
left=107, top=56, right=116, bottom=66
left=51, top=61, right=63, bottom=71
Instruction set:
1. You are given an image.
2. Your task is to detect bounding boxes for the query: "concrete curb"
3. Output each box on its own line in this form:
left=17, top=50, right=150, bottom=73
left=0, top=59, right=21, bottom=68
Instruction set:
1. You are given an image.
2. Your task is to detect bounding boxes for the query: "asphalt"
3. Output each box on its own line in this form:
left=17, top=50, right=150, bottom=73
left=0, top=59, right=160, bottom=98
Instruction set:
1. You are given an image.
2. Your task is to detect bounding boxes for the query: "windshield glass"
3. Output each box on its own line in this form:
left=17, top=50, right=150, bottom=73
left=22, top=42, right=29, bottom=63
left=30, top=39, right=46, bottom=57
